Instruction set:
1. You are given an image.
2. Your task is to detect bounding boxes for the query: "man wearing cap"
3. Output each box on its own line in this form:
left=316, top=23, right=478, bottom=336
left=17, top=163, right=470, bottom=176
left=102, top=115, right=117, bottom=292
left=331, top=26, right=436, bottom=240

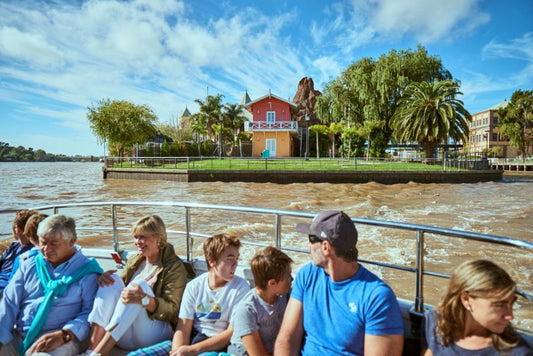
left=274, top=210, right=404, bottom=356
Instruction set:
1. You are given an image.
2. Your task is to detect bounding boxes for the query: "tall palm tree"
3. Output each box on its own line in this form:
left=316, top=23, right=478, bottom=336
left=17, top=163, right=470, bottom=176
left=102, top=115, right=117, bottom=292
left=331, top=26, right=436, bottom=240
left=390, top=80, right=471, bottom=160
left=194, top=94, right=224, bottom=140
left=224, top=103, right=247, bottom=145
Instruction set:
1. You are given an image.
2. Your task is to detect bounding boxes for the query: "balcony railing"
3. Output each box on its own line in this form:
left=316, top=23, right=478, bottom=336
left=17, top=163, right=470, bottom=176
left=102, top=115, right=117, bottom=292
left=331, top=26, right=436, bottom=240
left=244, top=121, right=298, bottom=131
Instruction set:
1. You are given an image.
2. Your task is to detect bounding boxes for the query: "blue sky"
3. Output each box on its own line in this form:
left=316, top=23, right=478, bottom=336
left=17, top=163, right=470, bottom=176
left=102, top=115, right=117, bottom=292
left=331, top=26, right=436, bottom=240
left=1, top=0, right=532, bottom=156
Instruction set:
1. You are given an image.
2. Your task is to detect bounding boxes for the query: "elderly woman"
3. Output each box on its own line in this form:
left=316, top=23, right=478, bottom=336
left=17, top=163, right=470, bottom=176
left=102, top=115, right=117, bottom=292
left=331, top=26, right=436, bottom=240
left=422, top=259, right=532, bottom=355
left=85, top=215, right=187, bottom=356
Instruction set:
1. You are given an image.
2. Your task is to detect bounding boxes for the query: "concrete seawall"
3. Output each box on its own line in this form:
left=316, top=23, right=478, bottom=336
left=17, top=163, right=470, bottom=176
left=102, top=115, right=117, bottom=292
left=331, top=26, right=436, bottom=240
left=103, top=167, right=503, bottom=184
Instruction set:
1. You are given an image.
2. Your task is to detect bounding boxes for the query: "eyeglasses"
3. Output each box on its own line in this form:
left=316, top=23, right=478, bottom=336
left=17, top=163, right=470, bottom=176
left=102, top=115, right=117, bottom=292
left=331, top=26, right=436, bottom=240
left=308, top=234, right=324, bottom=244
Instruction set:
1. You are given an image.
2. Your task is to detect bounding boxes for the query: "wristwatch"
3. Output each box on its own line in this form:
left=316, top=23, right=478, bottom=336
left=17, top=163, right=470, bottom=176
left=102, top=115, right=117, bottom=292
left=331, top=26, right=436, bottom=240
left=61, top=329, right=71, bottom=343
left=141, top=295, right=150, bottom=307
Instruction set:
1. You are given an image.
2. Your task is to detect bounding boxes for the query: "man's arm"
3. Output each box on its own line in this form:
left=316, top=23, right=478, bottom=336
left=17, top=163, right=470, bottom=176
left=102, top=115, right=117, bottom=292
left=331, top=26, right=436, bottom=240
left=364, top=334, right=404, bottom=356
left=274, top=298, right=304, bottom=356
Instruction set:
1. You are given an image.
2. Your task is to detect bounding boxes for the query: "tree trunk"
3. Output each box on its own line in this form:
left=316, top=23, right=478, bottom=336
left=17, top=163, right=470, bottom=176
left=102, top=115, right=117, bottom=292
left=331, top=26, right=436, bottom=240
left=316, top=132, right=320, bottom=158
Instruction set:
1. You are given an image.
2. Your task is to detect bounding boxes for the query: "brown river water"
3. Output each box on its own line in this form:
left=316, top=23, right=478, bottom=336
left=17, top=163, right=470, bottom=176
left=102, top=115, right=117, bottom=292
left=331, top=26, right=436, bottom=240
left=1, top=162, right=532, bottom=331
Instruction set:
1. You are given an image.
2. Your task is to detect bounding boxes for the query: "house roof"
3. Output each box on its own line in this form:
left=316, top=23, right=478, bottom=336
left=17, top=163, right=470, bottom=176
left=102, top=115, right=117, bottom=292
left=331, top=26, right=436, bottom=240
left=181, top=106, right=192, bottom=117
left=240, top=90, right=252, bottom=106
left=486, top=100, right=509, bottom=112
left=244, top=92, right=298, bottom=109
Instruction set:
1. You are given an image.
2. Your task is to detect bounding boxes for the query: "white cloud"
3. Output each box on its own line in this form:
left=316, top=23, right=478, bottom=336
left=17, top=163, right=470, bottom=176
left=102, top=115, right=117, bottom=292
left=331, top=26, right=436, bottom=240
left=368, top=0, right=490, bottom=43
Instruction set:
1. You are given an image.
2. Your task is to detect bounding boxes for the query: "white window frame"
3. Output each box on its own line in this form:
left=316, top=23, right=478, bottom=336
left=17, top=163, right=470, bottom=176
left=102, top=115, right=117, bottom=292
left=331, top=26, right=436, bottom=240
left=266, top=111, right=276, bottom=124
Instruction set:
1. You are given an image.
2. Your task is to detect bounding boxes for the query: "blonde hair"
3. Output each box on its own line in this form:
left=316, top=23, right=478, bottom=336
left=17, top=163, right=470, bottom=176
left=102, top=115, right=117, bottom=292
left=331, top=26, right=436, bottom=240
left=435, top=259, right=519, bottom=351
left=132, top=215, right=167, bottom=248
left=203, top=233, right=241, bottom=270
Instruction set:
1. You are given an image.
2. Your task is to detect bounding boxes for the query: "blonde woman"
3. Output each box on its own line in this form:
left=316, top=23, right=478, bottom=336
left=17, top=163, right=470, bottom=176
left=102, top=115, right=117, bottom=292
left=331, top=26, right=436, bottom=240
left=422, top=259, right=532, bottom=355
left=85, top=215, right=187, bottom=356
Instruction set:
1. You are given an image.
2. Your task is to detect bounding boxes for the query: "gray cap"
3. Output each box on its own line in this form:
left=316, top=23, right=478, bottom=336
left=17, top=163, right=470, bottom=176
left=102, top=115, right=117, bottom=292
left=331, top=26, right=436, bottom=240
left=296, top=210, right=358, bottom=250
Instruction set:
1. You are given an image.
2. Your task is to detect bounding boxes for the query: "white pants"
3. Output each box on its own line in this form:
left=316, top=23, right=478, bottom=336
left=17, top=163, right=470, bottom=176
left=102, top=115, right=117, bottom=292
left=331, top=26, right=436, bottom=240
left=0, top=330, right=82, bottom=356
left=87, top=274, right=173, bottom=350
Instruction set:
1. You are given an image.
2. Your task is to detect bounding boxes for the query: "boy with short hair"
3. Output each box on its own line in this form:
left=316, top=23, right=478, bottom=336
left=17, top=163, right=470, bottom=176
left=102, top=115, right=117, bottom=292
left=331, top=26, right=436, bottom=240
left=227, top=246, right=293, bottom=356
left=129, top=233, right=249, bottom=356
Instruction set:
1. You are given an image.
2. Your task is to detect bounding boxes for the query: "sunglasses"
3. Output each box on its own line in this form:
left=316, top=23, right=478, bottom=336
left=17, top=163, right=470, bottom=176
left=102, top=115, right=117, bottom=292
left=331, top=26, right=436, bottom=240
left=308, top=234, right=324, bottom=244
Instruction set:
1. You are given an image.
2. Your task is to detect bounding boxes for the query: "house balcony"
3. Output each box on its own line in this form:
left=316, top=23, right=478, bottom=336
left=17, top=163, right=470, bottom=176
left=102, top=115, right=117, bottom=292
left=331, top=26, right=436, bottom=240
left=244, top=121, right=299, bottom=132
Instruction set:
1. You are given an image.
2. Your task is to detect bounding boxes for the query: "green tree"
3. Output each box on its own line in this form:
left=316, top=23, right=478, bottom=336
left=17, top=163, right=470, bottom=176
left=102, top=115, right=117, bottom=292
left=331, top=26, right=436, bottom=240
left=390, top=80, right=471, bottom=160
left=87, top=99, right=158, bottom=157
left=309, top=124, right=330, bottom=158
left=322, top=45, right=452, bottom=156
left=362, top=120, right=385, bottom=160
left=224, top=103, right=247, bottom=145
left=497, top=90, right=533, bottom=163
left=329, top=122, right=344, bottom=158
left=194, top=94, right=224, bottom=140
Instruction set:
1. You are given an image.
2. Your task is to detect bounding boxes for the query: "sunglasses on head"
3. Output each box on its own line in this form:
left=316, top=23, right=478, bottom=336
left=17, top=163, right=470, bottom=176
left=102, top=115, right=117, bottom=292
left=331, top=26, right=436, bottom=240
left=308, top=234, right=324, bottom=244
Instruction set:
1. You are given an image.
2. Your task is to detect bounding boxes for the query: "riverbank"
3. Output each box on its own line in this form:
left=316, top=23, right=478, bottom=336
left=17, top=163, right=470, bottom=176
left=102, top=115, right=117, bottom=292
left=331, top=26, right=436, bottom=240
left=103, top=167, right=503, bottom=184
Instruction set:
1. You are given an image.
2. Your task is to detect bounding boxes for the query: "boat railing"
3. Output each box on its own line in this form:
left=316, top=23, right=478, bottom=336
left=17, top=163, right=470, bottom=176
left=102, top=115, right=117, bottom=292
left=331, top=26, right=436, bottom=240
left=1, top=201, right=532, bottom=317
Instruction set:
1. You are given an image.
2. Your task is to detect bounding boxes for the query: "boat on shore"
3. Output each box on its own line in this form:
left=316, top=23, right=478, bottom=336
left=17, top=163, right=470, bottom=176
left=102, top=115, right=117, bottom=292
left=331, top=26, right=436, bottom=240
left=1, top=201, right=532, bottom=355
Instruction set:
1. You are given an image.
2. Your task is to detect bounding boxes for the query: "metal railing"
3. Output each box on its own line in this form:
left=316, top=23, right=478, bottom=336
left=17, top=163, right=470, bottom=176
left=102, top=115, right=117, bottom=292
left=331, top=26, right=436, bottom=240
left=244, top=121, right=298, bottom=131
left=103, top=156, right=491, bottom=171
left=1, top=201, right=532, bottom=315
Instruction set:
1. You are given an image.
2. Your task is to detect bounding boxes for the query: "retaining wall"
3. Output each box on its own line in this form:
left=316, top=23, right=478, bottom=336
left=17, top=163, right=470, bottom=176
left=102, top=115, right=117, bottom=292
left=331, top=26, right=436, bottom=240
left=103, top=167, right=503, bottom=184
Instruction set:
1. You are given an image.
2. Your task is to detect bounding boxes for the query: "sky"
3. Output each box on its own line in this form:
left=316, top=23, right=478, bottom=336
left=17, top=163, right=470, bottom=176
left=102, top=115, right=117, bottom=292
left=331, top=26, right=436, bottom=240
left=1, top=0, right=532, bottom=156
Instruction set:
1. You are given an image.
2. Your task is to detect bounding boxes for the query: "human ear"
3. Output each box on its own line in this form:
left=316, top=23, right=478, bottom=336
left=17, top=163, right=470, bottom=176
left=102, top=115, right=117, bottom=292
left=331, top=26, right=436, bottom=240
left=460, top=291, right=471, bottom=309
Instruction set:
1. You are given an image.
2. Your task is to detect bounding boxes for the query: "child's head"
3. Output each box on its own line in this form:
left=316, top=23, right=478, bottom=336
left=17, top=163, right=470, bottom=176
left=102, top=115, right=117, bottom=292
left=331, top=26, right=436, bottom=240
left=203, top=233, right=241, bottom=271
left=251, top=246, right=293, bottom=291
left=23, top=213, right=49, bottom=246
left=12, top=209, right=38, bottom=238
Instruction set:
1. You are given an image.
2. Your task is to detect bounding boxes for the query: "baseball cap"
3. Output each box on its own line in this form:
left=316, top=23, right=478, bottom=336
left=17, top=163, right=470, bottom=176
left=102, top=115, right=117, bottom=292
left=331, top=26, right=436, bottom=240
left=296, top=210, right=358, bottom=250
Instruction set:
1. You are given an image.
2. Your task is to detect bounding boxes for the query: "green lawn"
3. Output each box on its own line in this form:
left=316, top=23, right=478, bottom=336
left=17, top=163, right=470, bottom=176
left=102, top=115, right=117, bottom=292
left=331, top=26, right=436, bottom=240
left=107, top=157, right=472, bottom=172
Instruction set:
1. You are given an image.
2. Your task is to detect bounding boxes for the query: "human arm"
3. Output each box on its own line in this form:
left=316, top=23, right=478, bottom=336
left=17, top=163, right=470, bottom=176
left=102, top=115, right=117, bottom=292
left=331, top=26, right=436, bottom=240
left=242, top=330, right=271, bottom=356
left=171, top=322, right=233, bottom=356
left=420, top=348, right=433, bottom=356
left=62, top=272, right=100, bottom=341
left=26, top=329, right=76, bottom=354
left=170, top=318, right=193, bottom=355
left=273, top=298, right=304, bottom=356
left=97, top=269, right=117, bottom=287
left=364, top=334, right=404, bottom=356
left=150, top=259, right=187, bottom=322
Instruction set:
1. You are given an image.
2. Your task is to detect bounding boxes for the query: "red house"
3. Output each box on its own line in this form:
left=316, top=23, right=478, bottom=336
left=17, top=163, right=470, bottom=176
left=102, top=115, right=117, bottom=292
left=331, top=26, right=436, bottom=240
left=244, top=92, right=299, bottom=157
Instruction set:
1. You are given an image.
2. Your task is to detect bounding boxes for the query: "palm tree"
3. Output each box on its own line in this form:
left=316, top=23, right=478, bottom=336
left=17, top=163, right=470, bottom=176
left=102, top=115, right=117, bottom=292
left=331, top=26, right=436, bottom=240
left=390, top=80, right=471, bottom=160
left=194, top=94, right=224, bottom=140
left=224, top=103, right=247, bottom=145
left=329, top=122, right=344, bottom=158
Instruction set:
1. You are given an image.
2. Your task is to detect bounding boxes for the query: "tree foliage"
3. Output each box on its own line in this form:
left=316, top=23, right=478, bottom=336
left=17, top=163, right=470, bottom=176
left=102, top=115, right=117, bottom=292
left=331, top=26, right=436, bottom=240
left=390, top=80, right=471, bottom=159
left=0, top=142, right=90, bottom=161
left=497, top=90, right=533, bottom=162
left=87, top=99, right=158, bottom=156
left=194, top=94, right=224, bottom=139
left=319, top=45, right=452, bottom=156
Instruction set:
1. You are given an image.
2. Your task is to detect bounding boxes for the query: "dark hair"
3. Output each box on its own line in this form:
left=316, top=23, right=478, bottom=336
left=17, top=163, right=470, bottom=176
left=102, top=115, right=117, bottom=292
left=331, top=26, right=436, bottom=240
left=333, top=245, right=358, bottom=262
left=12, top=209, right=38, bottom=235
left=251, top=247, right=293, bottom=289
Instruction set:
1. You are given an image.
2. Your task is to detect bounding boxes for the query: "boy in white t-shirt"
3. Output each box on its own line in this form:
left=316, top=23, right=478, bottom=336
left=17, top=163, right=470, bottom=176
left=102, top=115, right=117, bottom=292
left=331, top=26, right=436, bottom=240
left=129, top=233, right=249, bottom=356
left=228, top=247, right=293, bottom=356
